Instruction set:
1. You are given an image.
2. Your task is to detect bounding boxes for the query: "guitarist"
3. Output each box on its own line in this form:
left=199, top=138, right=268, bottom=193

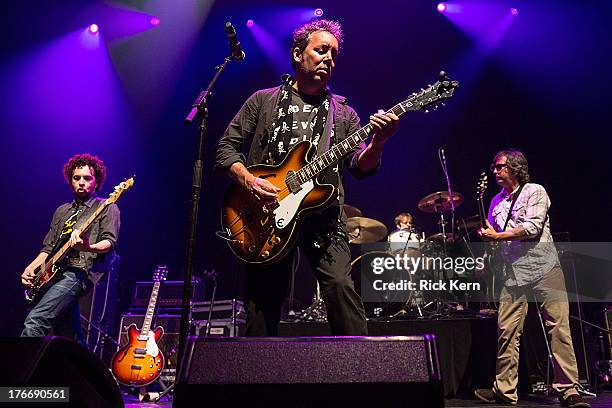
left=20, top=153, right=120, bottom=346
left=214, top=19, right=399, bottom=336
left=474, top=150, right=588, bottom=408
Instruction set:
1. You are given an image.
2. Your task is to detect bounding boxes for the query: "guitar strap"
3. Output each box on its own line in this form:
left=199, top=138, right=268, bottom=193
left=498, top=183, right=525, bottom=280
left=502, top=183, right=525, bottom=232
left=269, top=77, right=330, bottom=164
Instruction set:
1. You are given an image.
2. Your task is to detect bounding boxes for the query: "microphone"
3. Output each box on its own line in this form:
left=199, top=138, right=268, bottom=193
left=225, top=21, right=245, bottom=61
left=440, top=148, right=447, bottom=164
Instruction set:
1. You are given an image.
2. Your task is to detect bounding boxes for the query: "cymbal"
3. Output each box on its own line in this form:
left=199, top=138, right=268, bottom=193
left=417, top=191, right=464, bottom=214
left=426, top=232, right=460, bottom=243
left=343, top=204, right=362, bottom=218
left=457, top=214, right=481, bottom=230
left=346, top=217, right=388, bottom=244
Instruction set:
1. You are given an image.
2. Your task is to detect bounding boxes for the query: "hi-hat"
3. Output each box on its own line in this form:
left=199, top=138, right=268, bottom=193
left=346, top=217, right=388, bottom=244
left=418, top=191, right=464, bottom=213
left=457, top=214, right=481, bottom=230
left=343, top=204, right=362, bottom=218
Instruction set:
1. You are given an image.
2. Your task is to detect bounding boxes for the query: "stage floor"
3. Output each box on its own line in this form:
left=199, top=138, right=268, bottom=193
left=124, top=392, right=612, bottom=407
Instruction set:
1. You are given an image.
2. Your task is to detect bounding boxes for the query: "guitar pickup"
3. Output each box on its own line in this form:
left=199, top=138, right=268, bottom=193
left=134, top=348, right=146, bottom=354
left=131, top=365, right=142, bottom=370
left=286, top=171, right=301, bottom=194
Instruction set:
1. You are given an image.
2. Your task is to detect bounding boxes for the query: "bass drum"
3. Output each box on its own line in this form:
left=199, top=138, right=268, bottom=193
left=350, top=250, right=424, bottom=318
left=387, top=228, right=423, bottom=258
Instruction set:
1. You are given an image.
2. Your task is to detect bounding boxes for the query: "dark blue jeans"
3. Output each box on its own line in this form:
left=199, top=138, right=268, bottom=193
left=21, top=269, right=89, bottom=345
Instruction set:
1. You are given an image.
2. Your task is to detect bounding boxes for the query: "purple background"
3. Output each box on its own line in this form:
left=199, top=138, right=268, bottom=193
left=1, top=0, right=611, bottom=335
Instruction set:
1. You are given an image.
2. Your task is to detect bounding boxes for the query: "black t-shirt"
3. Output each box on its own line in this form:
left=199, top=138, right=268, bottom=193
left=286, top=91, right=326, bottom=150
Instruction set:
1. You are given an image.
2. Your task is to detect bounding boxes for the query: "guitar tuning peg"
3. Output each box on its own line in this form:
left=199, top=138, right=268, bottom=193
left=441, top=102, right=446, bottom=107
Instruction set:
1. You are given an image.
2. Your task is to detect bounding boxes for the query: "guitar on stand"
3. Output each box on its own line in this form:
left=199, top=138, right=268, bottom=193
left=111, top=266, right=168, bottom=387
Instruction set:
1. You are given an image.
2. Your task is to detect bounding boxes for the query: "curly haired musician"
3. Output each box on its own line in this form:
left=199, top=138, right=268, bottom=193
left=474, top=149, right=589, bottom=407
left=21, top=154, right=120, bottom=345
left=215, top=19, right=399, bottom=336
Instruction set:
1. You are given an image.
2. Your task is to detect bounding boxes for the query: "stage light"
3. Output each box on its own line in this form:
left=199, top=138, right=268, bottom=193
left=150, top=17, right=160, bottom=26
left=437, top=3, right=447, bottom=13
left=88, top=24, right=99, bottom=34
left=510, top=8, right=518, bottom=16
left=314, top=8, right=324, bottom=17
left=246, top=19, right=254, bottom=28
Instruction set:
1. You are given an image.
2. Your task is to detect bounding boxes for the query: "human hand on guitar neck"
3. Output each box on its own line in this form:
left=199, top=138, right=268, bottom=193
left=369, top=109, right=400, bottom=145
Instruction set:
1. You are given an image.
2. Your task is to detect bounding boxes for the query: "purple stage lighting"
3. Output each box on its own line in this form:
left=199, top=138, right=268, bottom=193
left=150, top=17, right=160, bottom=26
left=314, top=8, right=324, bottom=17
left=437, top=3, right=447, bottom=13
left=246, top=19, right=254, bottom=28
left=510, top=8, right=519, bottom=16
left=88, top=24, right=99, bottom=34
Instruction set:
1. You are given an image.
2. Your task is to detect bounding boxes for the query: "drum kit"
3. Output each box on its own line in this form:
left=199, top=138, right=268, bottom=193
left=345, top=189, right=483, bottom=319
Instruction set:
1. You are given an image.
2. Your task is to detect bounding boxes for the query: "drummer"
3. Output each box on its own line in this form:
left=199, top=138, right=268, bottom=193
left=388, top=212, right=422, bottom=256
left=394, top=212, right=414, bottom=230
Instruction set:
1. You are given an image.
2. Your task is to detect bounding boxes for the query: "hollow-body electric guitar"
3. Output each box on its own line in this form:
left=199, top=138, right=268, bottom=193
left=24, top=177, right=134, bottom=302
left=111, top=266, right=168, bottom=386
left=221, top=72, right=459, bottom=264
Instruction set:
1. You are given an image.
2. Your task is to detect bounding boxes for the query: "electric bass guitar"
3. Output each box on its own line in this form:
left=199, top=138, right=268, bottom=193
left=24, top=177, right=134, bottom=302
left=111, top=265, right=168, bottom=386
left=221, top=71, right=459, bottom=264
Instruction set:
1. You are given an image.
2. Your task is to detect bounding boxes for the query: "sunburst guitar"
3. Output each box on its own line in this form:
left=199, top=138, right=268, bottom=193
left=111, top=266, right=168, bottom=386
left=222, top=71, right=459, bottom=264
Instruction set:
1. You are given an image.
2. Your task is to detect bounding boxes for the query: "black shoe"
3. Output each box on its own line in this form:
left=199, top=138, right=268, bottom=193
left=560, top=393, right=590, bottom=408
left=474, top=388, right=516, bottom=405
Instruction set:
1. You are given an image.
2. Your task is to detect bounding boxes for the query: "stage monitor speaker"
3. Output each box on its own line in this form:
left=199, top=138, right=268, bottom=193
left=0, top=336, right=123, bottom=408
left=175, top=335, right=443, bottom=407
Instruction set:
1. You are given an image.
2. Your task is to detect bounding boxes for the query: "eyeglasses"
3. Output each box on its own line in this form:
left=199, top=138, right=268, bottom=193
left=490, top=163, right=508, bottom=172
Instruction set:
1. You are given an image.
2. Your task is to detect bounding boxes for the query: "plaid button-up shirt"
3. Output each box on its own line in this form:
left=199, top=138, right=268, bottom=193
left=488, top=183, right=560, bottom=286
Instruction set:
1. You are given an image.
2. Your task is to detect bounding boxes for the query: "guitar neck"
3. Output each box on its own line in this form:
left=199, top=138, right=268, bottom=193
left=140, top=281, right=161, bottom=338
left=478, top=197, right=487, bottom=228
left=48, top=201, right=109, bottom=266
left=292, top=101, right=411, bottom=184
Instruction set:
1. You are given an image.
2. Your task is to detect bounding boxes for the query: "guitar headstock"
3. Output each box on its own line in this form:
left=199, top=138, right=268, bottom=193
left=402, top=71, right=459, bottom=113
left=476, top=172, right=488, bottom=199
left=107, top=176, right=135, bottom=205
left=153, top=265, right=169, bottom=282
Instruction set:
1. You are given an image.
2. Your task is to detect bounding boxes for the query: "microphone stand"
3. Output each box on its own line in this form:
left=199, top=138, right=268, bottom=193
left=438, top=148, right=455, bottom=314
left=175, top=40, right=242, bottom=387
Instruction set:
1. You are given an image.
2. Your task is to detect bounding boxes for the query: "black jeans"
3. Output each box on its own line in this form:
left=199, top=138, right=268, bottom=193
left=244, top=210, right=368, bottom=336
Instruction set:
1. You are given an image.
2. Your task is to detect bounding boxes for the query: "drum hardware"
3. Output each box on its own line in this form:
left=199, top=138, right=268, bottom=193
left=346, top=216, right=388, bottom=244
left=417, top=190, right=466, bottom=316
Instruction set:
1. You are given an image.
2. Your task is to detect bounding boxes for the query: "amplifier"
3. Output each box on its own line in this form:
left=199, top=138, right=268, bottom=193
left=191, top=299, right=245, bottom=322
left=131, top=279, right=205, bottom=307
left=193, top=319, right=245, bottom=337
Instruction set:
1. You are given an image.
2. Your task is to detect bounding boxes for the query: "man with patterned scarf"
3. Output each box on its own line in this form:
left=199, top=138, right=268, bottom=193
left=215, top=19, right=399, bottom=336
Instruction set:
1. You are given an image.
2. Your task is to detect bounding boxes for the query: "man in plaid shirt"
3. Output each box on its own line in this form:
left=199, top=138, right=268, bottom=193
left=474, top=149, right=589, bottom=408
